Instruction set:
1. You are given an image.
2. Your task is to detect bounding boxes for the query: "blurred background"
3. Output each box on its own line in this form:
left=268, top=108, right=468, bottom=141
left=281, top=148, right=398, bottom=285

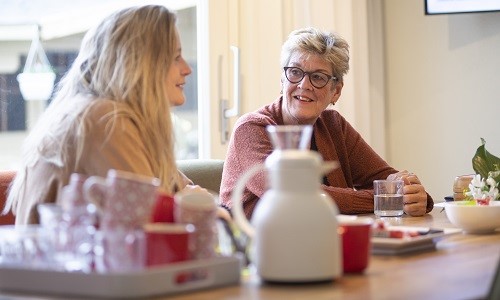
left=0, top=0, right=498, bottom=202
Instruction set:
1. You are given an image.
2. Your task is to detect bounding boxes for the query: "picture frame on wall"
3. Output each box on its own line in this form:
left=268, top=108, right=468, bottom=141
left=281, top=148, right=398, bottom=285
left=425, top=0, right=500, bottom=15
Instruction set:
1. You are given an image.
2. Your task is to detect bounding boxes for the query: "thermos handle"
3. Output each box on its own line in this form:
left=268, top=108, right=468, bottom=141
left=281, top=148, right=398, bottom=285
left=231, top=163, right=265, bottom=238
left=321, top=161, right=339, bottom=176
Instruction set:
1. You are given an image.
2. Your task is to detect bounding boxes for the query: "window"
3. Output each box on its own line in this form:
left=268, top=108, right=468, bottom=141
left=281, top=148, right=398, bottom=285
left=0, top=1, right=199, bottom=169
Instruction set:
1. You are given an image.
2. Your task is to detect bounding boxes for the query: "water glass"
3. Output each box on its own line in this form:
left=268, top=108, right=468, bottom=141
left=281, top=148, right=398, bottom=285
left=94, top=228, right=146, bottom=273
left=374, top=180, right=404, bottom=217
left=37, top=203, right=95, bottom=272
left=0, top=225, right=50, bottom=269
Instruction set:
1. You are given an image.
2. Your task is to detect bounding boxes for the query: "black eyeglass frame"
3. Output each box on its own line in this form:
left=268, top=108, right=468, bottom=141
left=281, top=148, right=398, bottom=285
left=283, top=66, right=337, bottom=89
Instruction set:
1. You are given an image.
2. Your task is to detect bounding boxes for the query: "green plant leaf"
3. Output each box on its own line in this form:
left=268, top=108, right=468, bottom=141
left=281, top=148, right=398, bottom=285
left=472, top=138, right=500, bottom=179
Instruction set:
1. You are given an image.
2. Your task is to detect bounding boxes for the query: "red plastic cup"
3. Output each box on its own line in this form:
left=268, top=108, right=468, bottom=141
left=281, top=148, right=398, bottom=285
left=338, top=217, right=373, bottom=273
left=144, top=223, right=195, bottom=267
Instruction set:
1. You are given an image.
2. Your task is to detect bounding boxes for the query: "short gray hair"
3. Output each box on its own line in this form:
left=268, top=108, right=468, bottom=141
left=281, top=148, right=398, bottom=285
left=280, top=27, right=350, bottom=82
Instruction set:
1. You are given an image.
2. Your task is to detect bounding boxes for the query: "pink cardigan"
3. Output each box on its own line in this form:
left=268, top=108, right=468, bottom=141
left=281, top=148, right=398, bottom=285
left=220, top=97, right=434, bottom=219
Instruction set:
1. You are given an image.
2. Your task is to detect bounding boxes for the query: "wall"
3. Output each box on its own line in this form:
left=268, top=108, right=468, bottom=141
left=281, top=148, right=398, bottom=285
left=215, top=0, right=380, bottom=156
left=382, top=0, right=500, bottom=201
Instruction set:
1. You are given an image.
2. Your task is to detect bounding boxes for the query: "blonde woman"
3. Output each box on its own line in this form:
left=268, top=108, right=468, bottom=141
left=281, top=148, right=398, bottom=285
left=5, top=5, right=193, bottom=224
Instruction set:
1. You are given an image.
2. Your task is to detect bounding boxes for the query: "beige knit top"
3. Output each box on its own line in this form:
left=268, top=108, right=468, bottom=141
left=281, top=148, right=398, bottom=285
left=9, top=98, right=190, bottom=224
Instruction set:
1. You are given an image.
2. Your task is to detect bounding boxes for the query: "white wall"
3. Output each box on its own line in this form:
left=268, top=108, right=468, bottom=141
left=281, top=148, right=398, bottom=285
left=382, top=0, right=500, bottom=201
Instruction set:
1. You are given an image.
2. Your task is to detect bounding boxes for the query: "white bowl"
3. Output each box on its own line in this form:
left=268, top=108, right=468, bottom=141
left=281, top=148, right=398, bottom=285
left=444, top=201, right=500, bottom=234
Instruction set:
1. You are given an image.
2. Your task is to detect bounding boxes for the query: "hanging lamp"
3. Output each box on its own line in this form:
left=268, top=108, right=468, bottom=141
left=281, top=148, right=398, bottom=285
left=17, top=25, right=56, bottom=102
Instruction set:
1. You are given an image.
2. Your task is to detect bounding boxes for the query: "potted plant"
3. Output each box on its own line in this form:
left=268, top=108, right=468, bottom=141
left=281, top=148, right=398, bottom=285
left=465, top=138, right=500, bottom=205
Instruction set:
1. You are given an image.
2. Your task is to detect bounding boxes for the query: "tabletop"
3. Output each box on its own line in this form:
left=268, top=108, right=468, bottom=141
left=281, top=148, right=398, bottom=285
left=166, top=207, right=500, bottom=300
left=1, top=206, right=499, bottom=300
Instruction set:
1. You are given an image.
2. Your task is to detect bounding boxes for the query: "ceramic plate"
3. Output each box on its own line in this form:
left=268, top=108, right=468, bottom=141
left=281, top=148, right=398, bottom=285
left=371, top=226, right=461, bottom=255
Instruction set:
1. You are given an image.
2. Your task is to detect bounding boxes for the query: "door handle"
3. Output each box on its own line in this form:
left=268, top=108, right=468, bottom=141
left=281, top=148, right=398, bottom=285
left=220, top=46, right=240, bottom=144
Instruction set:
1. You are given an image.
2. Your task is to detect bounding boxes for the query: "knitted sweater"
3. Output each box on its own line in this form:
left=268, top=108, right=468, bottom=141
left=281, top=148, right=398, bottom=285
left=220, top=97, right=434, bottom=219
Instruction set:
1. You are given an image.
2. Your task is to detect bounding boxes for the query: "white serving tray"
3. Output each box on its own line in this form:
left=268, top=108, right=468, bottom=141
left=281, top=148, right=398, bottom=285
left=0, top=255, right=242, bottom=299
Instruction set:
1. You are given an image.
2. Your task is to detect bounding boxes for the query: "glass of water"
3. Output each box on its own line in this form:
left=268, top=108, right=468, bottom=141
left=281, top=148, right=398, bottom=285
left=373, top=180, right=404, bottom=217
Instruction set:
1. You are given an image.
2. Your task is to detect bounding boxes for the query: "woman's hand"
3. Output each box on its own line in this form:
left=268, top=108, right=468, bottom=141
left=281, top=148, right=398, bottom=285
left=387, top=171, right=428, bottom=217
left=181, top=184, right=207, bottom=193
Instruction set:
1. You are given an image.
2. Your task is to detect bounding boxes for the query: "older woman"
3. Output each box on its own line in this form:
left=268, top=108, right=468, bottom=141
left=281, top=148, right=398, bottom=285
left=5, top=5, right=194, bottom=224
left=220, top=27, right=433, bottom=219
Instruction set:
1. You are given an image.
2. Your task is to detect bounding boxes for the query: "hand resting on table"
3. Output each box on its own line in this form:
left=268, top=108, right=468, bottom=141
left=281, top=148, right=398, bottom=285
left=387, top=170, right=428, bottom=217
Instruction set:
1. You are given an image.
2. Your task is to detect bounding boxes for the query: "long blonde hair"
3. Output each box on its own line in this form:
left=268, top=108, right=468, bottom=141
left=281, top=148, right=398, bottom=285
left=5, top=5, right=182, bottom=213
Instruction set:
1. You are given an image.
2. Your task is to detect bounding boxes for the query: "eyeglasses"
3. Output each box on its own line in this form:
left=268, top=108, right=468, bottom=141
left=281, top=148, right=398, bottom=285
left=283, top=67, right=337, bottom=89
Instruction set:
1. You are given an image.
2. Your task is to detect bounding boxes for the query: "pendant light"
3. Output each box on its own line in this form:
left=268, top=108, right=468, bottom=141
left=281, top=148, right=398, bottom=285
left=17, top=25, right=56, bottom=102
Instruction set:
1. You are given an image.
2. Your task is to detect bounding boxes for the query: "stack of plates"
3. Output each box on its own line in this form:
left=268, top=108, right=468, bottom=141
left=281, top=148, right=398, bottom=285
left=371, top=226, right=461, bottom=255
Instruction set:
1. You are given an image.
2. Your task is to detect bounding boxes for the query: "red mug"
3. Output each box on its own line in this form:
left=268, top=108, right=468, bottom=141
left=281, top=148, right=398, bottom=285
left=144, top=223, right=195, bottom=267
left=337, top=216, right=373, bottom=273
left=151, top=193, right=175, bottom=223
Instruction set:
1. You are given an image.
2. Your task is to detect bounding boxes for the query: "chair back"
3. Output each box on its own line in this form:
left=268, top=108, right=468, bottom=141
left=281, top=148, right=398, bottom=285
left=0, top=170, right=16, bottom=225
left=177, top=159, right=224, bottom=195
left=0, top=161, right=226, bottom=224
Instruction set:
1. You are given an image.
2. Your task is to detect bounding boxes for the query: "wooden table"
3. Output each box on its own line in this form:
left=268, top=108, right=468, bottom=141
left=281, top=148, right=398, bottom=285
left=1, top=207, right=498, bottom=300
left=167, top=208, right=500, bottom=300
